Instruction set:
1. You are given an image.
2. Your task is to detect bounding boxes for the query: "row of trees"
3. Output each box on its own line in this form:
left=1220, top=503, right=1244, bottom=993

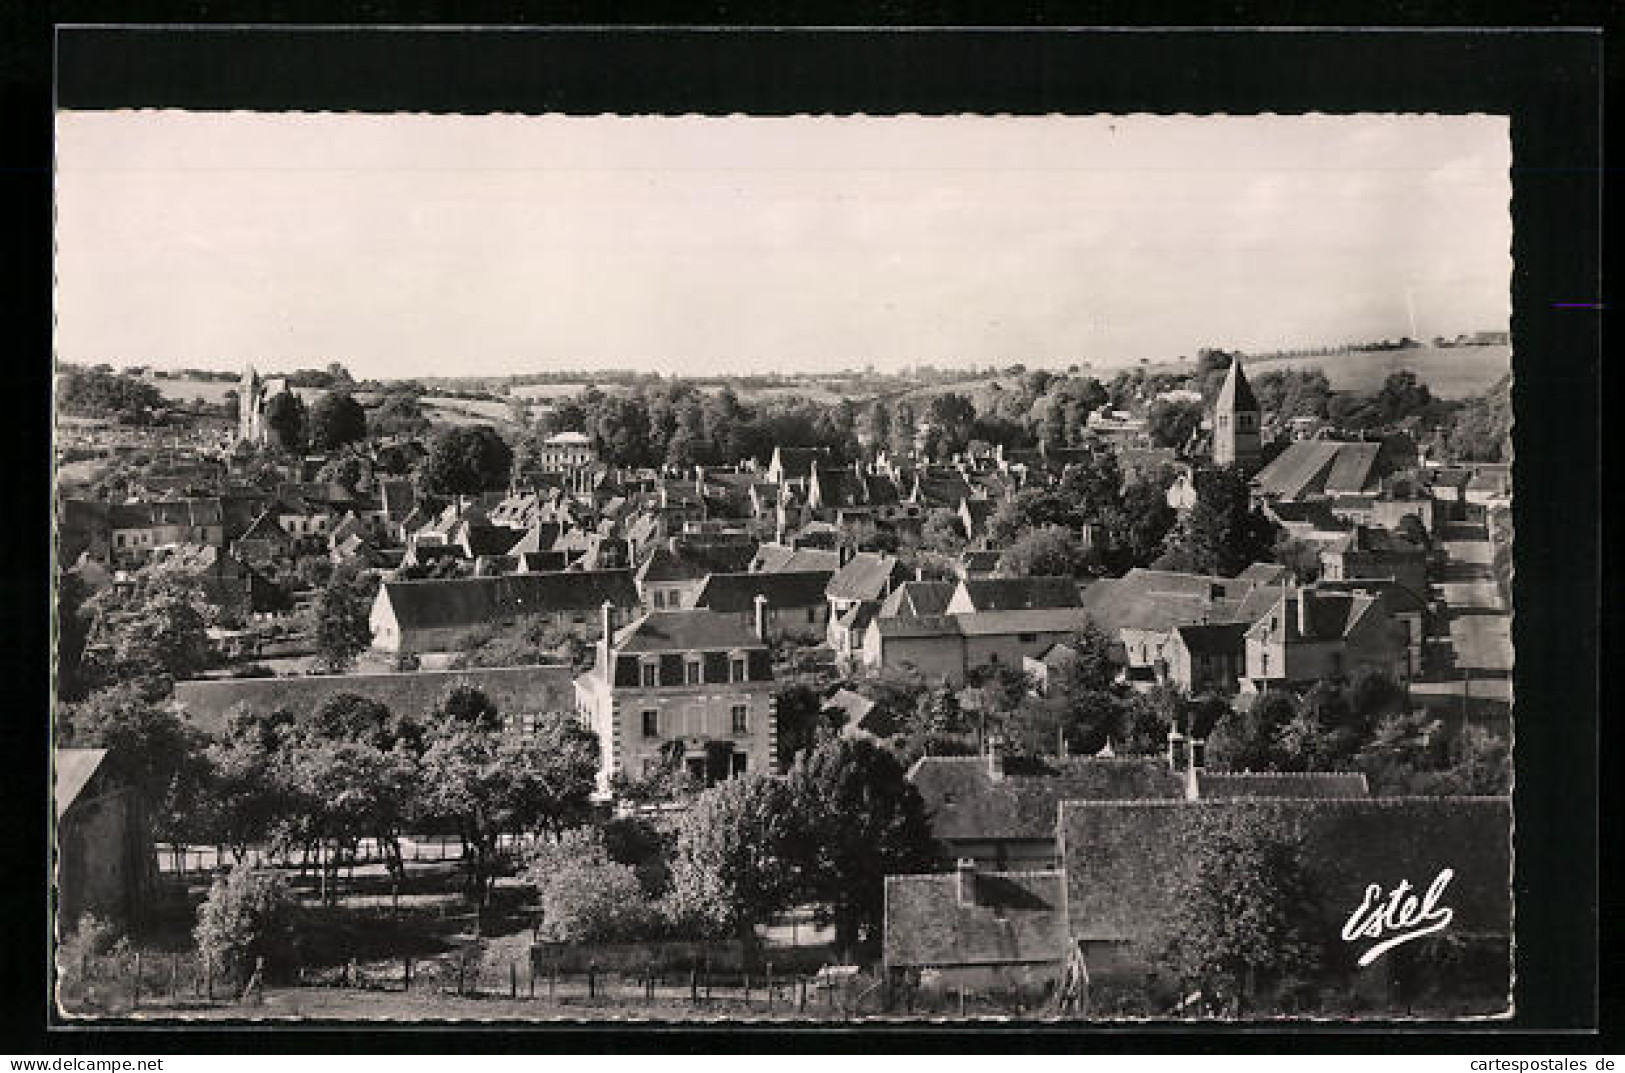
left=529, top=737, right=936, bottom=956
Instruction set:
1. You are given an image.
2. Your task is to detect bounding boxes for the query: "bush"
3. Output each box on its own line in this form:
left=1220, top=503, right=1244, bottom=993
left=194, top=868, right=298, bottom=984
left=525, top=828, right=661, bottom=943
left=55, top=913, right=124, bottom=998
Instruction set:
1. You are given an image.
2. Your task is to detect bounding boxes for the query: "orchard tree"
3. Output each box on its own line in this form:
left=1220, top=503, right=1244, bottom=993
left=783, top=738, right=939, bottom=954
left=1207, top=689, right=1300, bottom=772
left=525, top=827, right=655, bottom=943
left=307, top=391, right=367, bottom=451
left=418, top=709, right=598, bottom=908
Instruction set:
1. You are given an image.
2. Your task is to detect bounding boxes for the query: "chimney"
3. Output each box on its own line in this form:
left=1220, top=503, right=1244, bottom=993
left=598, top=599, right=615, bottom=675
left=753, top=593, right=769, bottom=642
left=956, top=858, right=978, bottom=906
left=1297, top=586, right=1313, bottom=637
left=1185, top=738, right=1206, bottom=801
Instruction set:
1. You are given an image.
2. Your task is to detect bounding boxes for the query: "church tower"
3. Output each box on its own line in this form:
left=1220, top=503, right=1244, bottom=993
left=1212, top=358, right=1261, bottom=467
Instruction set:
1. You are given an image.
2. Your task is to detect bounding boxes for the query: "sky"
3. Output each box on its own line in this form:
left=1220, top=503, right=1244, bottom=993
left=54, top=112, right=1511, bottom=379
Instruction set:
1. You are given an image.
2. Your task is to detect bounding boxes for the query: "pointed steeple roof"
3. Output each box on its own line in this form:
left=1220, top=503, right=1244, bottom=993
left=1215, top=359, right=1258, bottom=413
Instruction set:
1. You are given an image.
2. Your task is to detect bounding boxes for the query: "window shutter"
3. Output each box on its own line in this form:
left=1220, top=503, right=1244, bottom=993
left=748, top=649, right=772, bottom=682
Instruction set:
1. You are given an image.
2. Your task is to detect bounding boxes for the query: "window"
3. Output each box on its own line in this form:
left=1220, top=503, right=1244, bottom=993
left=731, top=752, right=748, bottom=777
left=807, top=608, right=817, bottom=623
left=730, top=657, right=747, bottom=682
left=652, top=591, right=665, bottom=609
left=641, top=662, right=658, bottom=687
left=641, top=710, right=659, bottom=738
left=685, top=660, right=701, bottom=685
left=1261, top=651, right=1271, bottom=677
left=731, top=705, right=749, bottom=735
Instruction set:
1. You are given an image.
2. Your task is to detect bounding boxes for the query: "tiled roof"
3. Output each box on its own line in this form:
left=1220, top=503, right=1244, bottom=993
left=909, top=756, right=1183, bottom=843
left=55, top=748, right=110, bottom=820
left=1236, top=562, right=1293, bottom=587
left=1172, top=621, right=1249, bottom=657
left=956, top=576, right=1081, bottom=612
left=826, top=552, right=909, bottom=601
left=954, top=608, right=1091, bottom=636
left=879, top=581, right=957, bottom=618
left=692, top=570, right=834, bottom=612
left=378, top=570, right=639, bottom=632
left=1196, top=771, right=1369, bottom=800
left=1079, top=569, right=1253, bottom=634
left=611, top=609, right=767, bottom=653
left=1312, top=577, right=1427, bottom=615
left=1060, top=797, right=1512, bottom=942
left=884, top=870, right=1067, bottom=968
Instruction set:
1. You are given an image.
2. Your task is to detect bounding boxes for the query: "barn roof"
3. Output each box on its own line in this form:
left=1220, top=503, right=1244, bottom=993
left=611, top=609, right=767, bottom=653
left=55, top=749, right=110, bottom=820
left=956, top=576, right=1081, bottom=612
left=909, top=756, right=1183, bottom=843
left=378, top=570, right=639, bottom=633
left=884, top=869, right=1067, bottom=969
left=1059, top=797, right=1512, bottom=942
left=691, top=570, right=834, bottom=612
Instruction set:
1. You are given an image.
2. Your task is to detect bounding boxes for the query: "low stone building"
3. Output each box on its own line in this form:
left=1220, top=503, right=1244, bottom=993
left=55, top=749, right=159, bottom=928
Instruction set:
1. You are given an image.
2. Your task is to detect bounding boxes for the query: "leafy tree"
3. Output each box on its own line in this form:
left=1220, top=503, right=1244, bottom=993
left=1207, top=689, right=1299, bottom=771
left=311, top=574, right=374, bottom=673
left=1374, top=370, right=1434, bottom=426
left=263, top=391, right=308, bottom=452
left=783, top=738, right=939, bottom=954
left=525, top=827, right=657, bottom=942
left=57, top=367, right=166, bottom=419
left=919, top=508, right=967, bottom=554
left=419, top=425, right=514, bottom=495
left=82, top=585, right=213, bottom=689
left=314, top=452, right=371, bottom=493
left=666, top=774, right=801, bottom=941
left=1159, top=464, right=1280, bottom=576
left=1146, top=398, right=1205, bottom=450
left=774, top=684, right=829, bottom=770
left=1105, top=478, right=1178, bottom=571
left=59, top=683, right=210, bottom=844
left=1138, top=805, right=1328, bottom=1014
left=997, top=525, right=1097, bottom=578
left=307, top=391, right=367, bottom=451
left=198, top=733, right=286, bottom=864
left=601, top=813, right=676, bottom=898
left=418, top=710, right=598, bottom=908
left=194, top=867, right=298, bottom=984
left=925, top=392, right=977, bottom=458
left=371, top=392, right=431, bottom=438
left=276, top=734, right=417, bottom=903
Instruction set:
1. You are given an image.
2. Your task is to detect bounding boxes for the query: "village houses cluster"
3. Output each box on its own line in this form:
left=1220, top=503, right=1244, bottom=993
left=55, top=355, right=1514, bottom=1013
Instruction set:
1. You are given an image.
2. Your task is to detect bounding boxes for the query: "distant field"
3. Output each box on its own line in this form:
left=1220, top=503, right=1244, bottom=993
left=1244, top=345, right=1511, bottom=400
left=508, top=382, right=594, bottom=402
left=145, top=377, right=331, bottom=408
left=421, top=396, right=521, bottom=429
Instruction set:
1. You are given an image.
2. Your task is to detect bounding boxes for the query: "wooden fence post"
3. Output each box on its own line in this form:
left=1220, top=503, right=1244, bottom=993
left=549, top=965, right=556, bottom=1001
left=404, top=957, right=413, bottom=993
left=132, top=951, right=141, bottom=1008
left=766, top=964, right=774, bottom=1011
left=958, top=986, right=966, bottom=1017
left=587, top=962, right=596, bottom=1000
left=690, top=964, right=699, bottom=1005
left=510, top=961, right=517, bottom=1000
left=169, top=954, right=179, bottom=1004
left=528, top=961, right=535, bottom=1000
left=457, top=953, right=466, bottom=997
left=744, top=973, right=751, bottom=1005
left=799, top=975, right=807, bottom=1012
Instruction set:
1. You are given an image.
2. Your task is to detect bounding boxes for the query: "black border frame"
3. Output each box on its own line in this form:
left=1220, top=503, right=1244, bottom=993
left=6, top=9, right=1610, bottom=1054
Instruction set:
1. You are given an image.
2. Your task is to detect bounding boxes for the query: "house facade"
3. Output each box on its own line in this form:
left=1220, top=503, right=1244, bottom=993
left=573, top=608, right=778, bottom=795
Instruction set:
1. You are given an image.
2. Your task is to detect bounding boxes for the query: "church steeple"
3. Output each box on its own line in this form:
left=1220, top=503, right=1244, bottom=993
left=1212, top=359, right=1260, bottom=466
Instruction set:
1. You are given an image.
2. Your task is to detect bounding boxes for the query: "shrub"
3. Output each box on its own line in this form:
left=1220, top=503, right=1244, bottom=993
left=55, top=913, right=124, bottom=1000
left=194, top=867, right=298, bottom=983
left=525, top=828, right=659, bottom=943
